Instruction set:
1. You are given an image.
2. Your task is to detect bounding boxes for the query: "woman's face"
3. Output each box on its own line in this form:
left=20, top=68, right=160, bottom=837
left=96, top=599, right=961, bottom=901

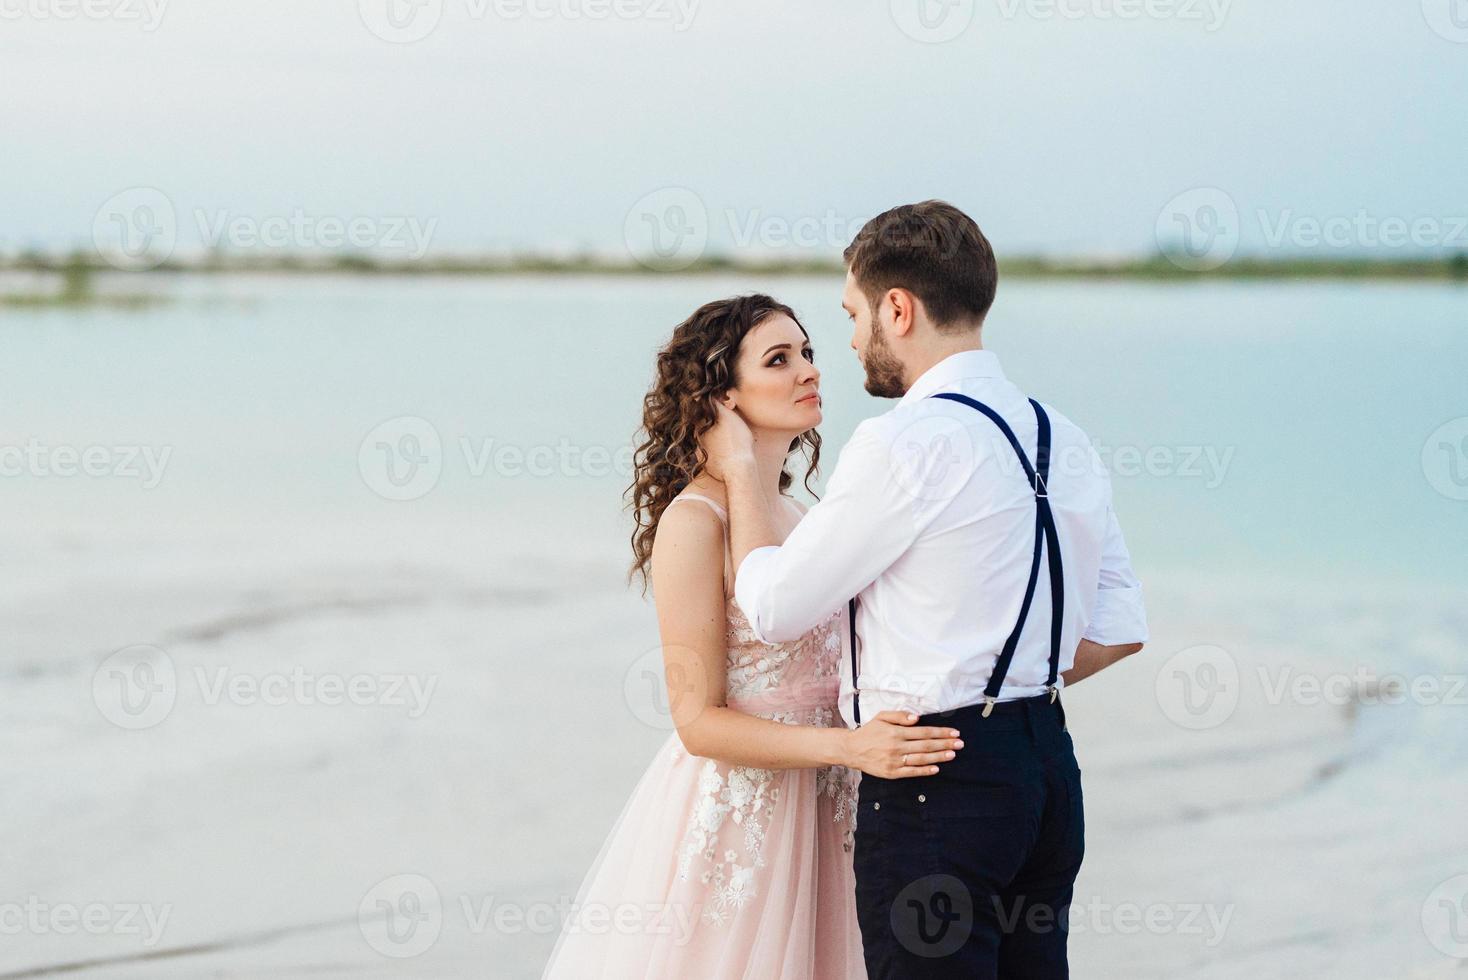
left=723, top=313, right=822, bottom=434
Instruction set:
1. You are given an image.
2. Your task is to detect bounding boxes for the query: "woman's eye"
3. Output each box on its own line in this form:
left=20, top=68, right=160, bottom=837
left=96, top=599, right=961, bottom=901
left=768, top=354, right=785, bottom=366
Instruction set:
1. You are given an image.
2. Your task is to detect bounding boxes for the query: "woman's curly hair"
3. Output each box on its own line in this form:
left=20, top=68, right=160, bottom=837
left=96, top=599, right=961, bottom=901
left=626, top=294, right=821, bottom=593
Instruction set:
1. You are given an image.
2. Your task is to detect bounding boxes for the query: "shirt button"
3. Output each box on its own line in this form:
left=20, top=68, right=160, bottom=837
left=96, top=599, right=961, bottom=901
left=873, top=802, right=880, bottom=811
left=918, top=794, right=927, bottom=803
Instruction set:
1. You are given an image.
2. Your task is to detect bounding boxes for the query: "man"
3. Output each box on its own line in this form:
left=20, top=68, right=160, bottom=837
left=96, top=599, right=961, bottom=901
left=701, top=200, right=1149, bottom=978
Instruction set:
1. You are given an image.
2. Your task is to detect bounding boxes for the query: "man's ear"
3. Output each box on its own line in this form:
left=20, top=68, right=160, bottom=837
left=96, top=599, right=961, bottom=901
left=886, top=288, right=918, bottom=339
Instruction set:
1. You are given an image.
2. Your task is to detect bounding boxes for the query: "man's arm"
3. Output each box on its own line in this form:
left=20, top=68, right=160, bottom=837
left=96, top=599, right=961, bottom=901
left=1065, top=468, right=1149, bottom=686
left=649, top=499, right=963, bottom=777
left=724, top=419, right=926, bottom=644
left=1062, top=638, right=1144, bottom=686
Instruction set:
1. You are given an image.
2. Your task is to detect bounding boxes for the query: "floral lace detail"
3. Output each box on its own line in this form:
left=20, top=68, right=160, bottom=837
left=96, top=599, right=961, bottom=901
left=676, top=760, right=780, bottom=924
left=816, top=763, right=859, bottom=854
left=765, top=704, right=856, bottom=854
left=724, top=602, right=841, bottom=702
left=669, top=556, right=851, bottom=927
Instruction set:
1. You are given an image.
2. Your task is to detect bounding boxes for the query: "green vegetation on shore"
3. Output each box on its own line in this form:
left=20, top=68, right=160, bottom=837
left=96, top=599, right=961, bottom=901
left=0, top=252, right=170, bottom=309
left=2, top=249, right=1465, bottom=305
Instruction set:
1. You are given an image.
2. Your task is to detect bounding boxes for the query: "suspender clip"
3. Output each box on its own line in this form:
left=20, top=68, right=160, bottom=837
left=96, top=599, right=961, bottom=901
left=1033, top=472, right=1049, bottom=499
left=981, top=696, right=996, bottom=718
left=1047, top=685, right=1059, bottom=704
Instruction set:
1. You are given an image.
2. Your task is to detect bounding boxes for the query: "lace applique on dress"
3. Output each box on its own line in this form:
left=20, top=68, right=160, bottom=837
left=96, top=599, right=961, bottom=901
left=816, top=762, right=859, bottom=854
left=676, top=759, right=780, bottom=924
left=725, top=602, right=841, bottom=701
left=665, top=494, right=854, bottom=924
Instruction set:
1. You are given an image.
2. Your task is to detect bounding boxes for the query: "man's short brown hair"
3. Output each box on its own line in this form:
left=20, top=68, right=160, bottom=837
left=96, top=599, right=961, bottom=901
left=842, top=200, right=997, bottom=332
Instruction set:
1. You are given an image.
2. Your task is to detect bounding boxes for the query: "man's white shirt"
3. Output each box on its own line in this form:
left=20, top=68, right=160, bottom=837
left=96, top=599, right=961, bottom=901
left=734, top=349, right=1148, bottom=729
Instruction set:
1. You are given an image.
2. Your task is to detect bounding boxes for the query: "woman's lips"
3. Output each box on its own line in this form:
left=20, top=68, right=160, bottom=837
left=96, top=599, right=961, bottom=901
left=796, top=392, right=820, bottom=404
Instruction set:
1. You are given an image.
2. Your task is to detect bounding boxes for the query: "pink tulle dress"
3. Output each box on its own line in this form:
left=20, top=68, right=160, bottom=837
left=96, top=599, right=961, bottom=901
left=542, top=493, right=865, bottom=979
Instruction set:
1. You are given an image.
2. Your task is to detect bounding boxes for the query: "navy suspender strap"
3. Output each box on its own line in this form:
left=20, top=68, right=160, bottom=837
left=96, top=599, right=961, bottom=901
left=848, top=597, right=861, bottom=725
left=929, top=393, right=1065, bottom=717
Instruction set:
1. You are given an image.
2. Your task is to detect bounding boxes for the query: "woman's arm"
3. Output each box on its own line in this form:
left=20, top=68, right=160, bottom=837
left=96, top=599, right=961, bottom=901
left=650, top=501, right=961, bottom=777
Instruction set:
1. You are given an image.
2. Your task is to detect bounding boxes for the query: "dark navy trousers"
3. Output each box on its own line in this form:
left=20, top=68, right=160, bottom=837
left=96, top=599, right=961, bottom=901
left=852, top=694, right=1085, bottom=979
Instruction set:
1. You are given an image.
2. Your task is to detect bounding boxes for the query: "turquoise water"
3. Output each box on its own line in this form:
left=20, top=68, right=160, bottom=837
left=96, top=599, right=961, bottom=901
left=2, top=273, right=1464, bottom=588
left=2, top=273, right=1465, bottom=980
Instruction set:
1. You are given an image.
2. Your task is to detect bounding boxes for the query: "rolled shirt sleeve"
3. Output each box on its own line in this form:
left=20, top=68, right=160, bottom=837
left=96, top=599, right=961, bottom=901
left=1083, top=501, right=1149, bottom=645
left=734, top=419, right=923, bottom=644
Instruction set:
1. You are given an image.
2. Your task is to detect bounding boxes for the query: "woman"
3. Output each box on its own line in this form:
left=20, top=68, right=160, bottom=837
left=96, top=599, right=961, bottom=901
left=541, top=295, right=964, bottom=980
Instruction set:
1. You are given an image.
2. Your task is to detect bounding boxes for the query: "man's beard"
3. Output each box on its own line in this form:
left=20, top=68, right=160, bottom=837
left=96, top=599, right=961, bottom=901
left=862, top=318, right=907, bottom=398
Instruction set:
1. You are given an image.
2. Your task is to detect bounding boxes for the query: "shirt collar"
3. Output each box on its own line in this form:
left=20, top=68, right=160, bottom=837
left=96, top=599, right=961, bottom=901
left=898, top=349, right=1007, bottom=407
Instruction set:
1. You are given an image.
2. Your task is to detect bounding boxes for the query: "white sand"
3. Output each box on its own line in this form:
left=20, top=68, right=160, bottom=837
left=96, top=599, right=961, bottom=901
left=2, top=510, right=1464, bottom=978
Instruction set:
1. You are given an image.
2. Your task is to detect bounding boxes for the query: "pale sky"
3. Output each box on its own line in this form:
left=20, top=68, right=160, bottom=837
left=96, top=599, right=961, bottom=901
left=4, top=0, right=1464, bottom=260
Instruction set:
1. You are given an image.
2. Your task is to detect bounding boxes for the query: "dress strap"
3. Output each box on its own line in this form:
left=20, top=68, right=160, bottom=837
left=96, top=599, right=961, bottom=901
left=671, top=493, right=728, bottom=524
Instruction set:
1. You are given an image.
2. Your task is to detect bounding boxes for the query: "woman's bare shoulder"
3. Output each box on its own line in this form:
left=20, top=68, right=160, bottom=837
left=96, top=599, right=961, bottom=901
left=650, top=497, right=729, bottom=600
left=651, top=497, right=725, bottom=566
